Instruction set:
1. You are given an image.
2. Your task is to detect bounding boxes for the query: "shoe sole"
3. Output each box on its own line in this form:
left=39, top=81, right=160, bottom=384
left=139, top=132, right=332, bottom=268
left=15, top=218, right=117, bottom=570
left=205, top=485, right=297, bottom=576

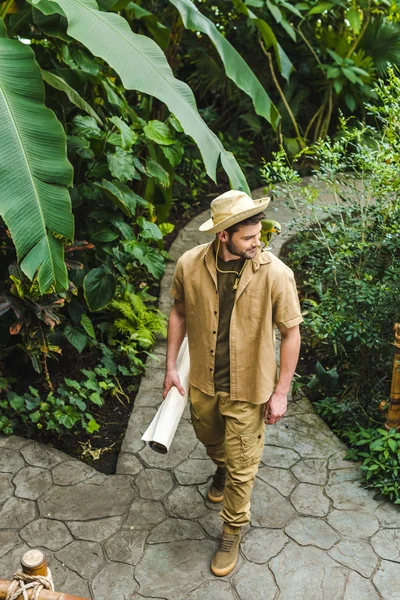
left=207, top=490, right=224, bottom=503
left=211, top=555, right=238, bottom=577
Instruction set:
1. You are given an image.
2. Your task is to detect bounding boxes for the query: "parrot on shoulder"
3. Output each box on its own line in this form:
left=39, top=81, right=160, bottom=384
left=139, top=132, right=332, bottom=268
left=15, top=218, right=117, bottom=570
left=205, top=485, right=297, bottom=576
left=260, top=219, right=281, bottom=246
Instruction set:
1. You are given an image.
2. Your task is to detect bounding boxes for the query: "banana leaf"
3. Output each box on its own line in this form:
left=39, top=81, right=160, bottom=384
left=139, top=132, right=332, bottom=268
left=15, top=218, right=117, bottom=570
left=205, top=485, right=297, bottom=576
left=32, top=0, right=250, bottom=192
left=168, top=0, right=280, bottom=128
left=0, top=19, right=74, bottom=293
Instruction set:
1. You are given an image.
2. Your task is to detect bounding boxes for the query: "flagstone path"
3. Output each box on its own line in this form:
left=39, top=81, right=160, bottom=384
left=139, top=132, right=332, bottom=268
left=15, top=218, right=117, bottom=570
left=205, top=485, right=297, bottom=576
left=0, top=189, right=399, bottom=599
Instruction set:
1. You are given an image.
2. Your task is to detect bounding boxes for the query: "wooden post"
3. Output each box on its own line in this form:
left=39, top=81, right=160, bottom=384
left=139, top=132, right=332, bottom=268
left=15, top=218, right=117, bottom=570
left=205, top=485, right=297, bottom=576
left=385, top=323, right=400, bottom=431
left=0, top=549, right=89, bottom=600
left=0, top=583, right=89, bottom=600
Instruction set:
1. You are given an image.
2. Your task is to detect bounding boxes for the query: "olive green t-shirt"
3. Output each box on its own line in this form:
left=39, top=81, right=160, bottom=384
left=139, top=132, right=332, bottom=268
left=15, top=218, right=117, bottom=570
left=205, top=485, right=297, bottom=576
left=214, top=256, right=245, bottom=392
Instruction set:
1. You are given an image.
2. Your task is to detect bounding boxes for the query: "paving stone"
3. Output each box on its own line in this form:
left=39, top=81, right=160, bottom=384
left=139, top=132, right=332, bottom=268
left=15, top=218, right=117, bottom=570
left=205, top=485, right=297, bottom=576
left=174, top=458, right=215, bottom=485
left=371, top=529, right=400, bottom=561
left=134, top=386, right=165, bottom=408
left=241, top=527, right=288, bottom=563
left=328, top=452, right=356, bottom=470
left=290, top=483, right=330, bottom=517
left=373, top=559, right=400, bottom=600
left=374, top=501, right=400, bottom=527
left=190, top=443, right=208, bottom=460
left=285, top=517, right=339, bottom=549
left=0, top=473, right=14, bottom=503
left=325, top=481, right=379, bottom=512
left=105, top=528, right=147, bottom=565
left=39, top=475, right=135, bottom=520
left=136, top=468, right=174, bottom=500
left=135, top=539, right=216, bottom=599
left=198, top=510, right=223, bottom=539
left=0, top=436, right=32, bottom=450
left=327, top=510, right=380, bottom=538
left=270, top=542, right=349, bottom=599
left=183, top=580, right=235, bottom=600
left=92, top=562, right=137, bottom=600
left=120, top=407, right=157, bottom=454
left=328, top=538, right=378, bottom=577
left=291, top=459, right=327, bottom=485
left=328, top=466, right=362, bottom=484
left=0, top=449, right=25, bottom=473
left=62, top=570, right=91, bottom=599
left=20, top=518, right=73, bottom=550
left=164, top=485, right=206, bottom=519
left=116, top=452, right=144, bottom=476
left=51, top=460, right=96, bottom=485
left=0, top=531, right=20, bottom=559
left=148, top=518, right=205, bottom=543
left=257, top=465, right=297, bottom=496
left=261, top=445, right=300, bottom=468
left=55, top=540, right=104, bottom=580
left=343, top=571, right=380, bottom=600
left=264, top=422, right=341, bottom=459
left=233, top=562, right=277, bottom=600
left=13, top=466, right=52, bottom=500
left=0, top=543, right=30, bottom=578
left=20, top=442, right=66, bottom=468
left=125, top=498, right=167, bottom=529
left=251, top=478, right=296, bottom=528
left=66, top=516, right=123, bottom=542
left=0, top=497, right=37, bottom=529
left=138, top=420, right=198, bottom=469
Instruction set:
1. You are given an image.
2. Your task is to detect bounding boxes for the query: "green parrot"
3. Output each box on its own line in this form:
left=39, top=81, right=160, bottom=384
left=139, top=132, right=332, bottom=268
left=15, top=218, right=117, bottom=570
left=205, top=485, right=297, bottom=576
left=260, top=219, right=281, bottom=246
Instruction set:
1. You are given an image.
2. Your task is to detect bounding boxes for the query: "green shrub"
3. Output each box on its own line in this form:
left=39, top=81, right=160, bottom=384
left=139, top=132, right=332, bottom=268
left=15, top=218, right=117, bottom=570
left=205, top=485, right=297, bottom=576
left=262, top=70, right=400, bottom=502
left=346, top=428, right=400, bottom=503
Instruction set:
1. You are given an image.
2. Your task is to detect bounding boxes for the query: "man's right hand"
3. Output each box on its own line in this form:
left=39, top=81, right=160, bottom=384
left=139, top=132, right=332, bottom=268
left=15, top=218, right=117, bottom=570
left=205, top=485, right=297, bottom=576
left=163, top=369, right=185, bottom=399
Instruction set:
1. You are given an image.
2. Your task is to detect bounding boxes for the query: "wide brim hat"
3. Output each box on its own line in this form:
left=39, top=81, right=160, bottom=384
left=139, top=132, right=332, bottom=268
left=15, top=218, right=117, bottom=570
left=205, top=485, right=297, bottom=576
left=199, top=190, right=270, bottom=234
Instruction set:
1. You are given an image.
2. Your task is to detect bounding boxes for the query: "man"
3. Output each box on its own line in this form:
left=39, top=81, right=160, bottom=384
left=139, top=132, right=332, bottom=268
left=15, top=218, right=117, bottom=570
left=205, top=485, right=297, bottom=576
left=163, top=190, right=302, bottom=576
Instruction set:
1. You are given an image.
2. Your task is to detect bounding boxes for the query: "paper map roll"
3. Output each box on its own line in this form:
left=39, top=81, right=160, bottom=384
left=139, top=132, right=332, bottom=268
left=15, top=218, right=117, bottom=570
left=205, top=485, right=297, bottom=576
left=141, top=337, right=190, bottom=453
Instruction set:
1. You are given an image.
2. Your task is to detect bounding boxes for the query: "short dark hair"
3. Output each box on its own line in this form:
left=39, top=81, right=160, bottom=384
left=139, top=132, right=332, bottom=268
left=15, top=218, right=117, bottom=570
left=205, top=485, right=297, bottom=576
left=225, top=211, right=265, bottom=235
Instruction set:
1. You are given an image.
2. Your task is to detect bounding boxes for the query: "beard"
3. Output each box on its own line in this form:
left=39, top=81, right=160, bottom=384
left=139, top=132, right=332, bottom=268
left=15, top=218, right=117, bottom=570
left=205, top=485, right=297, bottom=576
left=226, top=237, right=256, bottom=260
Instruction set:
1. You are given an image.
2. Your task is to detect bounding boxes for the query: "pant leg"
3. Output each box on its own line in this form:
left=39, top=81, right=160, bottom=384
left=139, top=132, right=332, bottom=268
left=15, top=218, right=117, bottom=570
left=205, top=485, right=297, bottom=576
left=219, top=398, right=265, bottom=528
left=189, top=386, right=226, bottom=467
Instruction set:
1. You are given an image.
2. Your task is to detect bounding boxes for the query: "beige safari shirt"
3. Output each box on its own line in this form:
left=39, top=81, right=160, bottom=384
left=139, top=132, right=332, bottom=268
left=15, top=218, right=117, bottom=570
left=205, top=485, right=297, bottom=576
left=170, top=241, right=303, bottom=404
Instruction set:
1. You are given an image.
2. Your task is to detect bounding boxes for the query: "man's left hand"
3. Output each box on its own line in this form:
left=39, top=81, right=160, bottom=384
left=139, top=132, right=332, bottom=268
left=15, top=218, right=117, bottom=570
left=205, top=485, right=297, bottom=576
left=264, top=391, right=287, bottom=425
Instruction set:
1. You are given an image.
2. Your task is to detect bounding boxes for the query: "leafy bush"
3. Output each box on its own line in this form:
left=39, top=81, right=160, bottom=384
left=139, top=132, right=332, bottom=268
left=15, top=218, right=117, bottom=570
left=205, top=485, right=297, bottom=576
left=262, top=70, right=400, bottom=501
left=346, top=428, right=400, bottom=503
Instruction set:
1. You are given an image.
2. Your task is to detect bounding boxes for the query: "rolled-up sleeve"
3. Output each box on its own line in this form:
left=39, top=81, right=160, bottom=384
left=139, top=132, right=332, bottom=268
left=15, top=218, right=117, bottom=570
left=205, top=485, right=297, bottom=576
left=272, top=269, right=303, bottom=329
left=170, top=258, right=185, bottom=302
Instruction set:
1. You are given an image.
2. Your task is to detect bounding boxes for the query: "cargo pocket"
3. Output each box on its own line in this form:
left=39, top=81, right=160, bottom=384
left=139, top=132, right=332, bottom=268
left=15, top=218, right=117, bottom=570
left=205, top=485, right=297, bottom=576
left=240, top=427, right=264, bottom=466
left=189, top=403, right=201, bottom=436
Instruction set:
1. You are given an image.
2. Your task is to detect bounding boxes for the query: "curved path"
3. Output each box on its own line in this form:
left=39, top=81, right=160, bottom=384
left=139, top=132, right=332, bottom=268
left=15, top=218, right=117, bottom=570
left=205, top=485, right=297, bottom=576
left=0, top=190, right=399, bottom=599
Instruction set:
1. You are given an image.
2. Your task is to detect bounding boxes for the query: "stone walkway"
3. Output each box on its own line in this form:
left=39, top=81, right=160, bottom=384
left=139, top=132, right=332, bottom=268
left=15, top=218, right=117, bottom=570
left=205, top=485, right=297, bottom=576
left=0, top=192, right=399, bottom=599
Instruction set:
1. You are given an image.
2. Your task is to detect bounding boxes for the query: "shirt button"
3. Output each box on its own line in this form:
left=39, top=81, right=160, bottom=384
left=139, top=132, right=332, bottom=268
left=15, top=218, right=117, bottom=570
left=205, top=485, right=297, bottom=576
left=213, top=331, right=216, bottom=334
left=210, top=349, right=214, bottom=354
left=214, top=311, right=217, bottom=315
left=210, top=367, right=213, bottom=372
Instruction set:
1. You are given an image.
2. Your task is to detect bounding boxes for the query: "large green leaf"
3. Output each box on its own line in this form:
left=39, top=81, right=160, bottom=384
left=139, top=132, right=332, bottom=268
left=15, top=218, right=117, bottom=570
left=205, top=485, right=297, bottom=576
left=0, top=21, right=74, bottom=293
left=34, top=0, right=250, bottom=193
left=41, top=69, right=102, bottom=123
left=83, top=267, right=116, bottom=311
left=168, top=0, right=280, bottom=128
left=233, top=0, right=293, bottom=82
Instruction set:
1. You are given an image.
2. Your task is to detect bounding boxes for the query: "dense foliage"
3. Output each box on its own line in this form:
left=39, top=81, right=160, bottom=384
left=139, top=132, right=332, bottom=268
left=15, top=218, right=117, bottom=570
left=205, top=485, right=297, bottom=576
left=263, top=71, right=400, bottom=501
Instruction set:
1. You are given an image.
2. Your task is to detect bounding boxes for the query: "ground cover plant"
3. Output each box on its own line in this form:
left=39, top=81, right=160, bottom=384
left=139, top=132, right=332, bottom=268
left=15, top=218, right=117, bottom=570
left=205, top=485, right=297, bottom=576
left=262, top=71, right=400, bottom=502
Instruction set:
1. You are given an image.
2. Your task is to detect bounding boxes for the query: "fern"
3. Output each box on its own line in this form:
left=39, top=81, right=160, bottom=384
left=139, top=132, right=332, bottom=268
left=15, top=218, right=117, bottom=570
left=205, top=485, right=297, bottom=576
left=110, top=283, right=167, bottom=355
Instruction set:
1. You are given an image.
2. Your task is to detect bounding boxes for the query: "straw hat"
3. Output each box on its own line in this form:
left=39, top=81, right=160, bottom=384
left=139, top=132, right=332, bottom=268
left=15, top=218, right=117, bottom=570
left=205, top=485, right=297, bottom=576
left=199, top=190, right=270, bottom=234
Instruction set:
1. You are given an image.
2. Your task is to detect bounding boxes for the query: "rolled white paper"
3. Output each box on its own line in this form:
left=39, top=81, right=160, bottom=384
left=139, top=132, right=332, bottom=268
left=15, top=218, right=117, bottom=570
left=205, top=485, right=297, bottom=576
left=141, top=337, right=190, bottom=453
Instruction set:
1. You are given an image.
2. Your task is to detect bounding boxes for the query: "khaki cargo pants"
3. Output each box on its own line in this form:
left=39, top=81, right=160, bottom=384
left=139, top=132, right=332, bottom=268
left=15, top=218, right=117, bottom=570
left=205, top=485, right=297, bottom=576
left=189, top=385, right=265, bottom=528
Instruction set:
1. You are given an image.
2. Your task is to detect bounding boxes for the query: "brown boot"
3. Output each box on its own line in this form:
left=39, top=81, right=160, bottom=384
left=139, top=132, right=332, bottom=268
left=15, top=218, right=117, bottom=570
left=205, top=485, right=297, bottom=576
left=207, top=466, right=226, bottom=503
left=211, top=524, right=241, bottom=576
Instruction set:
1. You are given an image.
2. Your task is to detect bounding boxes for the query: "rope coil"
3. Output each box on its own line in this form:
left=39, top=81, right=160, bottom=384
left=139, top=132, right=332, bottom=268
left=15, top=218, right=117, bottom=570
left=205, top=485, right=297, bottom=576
left=5, top=569, right=54, bottom=600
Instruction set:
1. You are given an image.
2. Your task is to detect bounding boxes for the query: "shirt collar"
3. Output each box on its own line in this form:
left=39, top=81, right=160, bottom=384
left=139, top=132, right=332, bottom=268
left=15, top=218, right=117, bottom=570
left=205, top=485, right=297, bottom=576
left=201, top=241, right=271, bottom=270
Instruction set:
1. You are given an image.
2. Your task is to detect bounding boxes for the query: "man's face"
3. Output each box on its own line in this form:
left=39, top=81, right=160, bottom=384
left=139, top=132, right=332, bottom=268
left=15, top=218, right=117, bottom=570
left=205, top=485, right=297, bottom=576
left=225, top=222, right=262, bottom=260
